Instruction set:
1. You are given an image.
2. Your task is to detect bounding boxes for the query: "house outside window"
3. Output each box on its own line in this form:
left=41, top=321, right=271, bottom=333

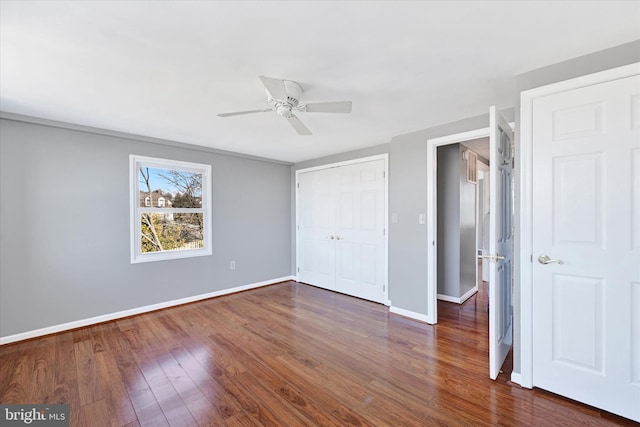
left=130, top=155, right=212, bottom=263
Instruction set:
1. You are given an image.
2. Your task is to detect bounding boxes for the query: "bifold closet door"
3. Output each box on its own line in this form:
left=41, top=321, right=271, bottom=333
left=298, top=167, right=336, bottom=291
left=298, top=159, right=386, bottom=303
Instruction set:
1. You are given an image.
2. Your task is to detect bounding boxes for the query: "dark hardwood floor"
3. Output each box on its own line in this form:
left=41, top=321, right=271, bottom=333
left=0, top=279, right=635, bottom=426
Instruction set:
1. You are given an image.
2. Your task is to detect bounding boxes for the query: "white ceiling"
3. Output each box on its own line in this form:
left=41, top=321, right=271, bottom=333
left=1, top=1, right=639, bottom=163
left=461, top=138, right=490, bottom=162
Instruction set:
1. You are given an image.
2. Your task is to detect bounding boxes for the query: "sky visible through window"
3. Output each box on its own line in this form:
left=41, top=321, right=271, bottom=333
left=140, top=167, right=202, bottom=198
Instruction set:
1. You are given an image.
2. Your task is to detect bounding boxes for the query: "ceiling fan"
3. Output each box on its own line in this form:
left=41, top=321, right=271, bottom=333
left=217, top=75, right=352, bottom=135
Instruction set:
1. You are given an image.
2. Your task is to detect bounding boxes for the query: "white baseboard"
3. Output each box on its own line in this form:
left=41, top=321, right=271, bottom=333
left=0, top=276, right=295, bottom=345
left=437, top=294, right=460, bottom=303
left=389, top=306, right=430, bottom=323
left=510, top=371, right=522, bottom=386
left=437, top=286, right=478, bottom=304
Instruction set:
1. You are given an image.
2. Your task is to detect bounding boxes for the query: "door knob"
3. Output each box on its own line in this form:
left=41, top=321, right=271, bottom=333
left=482, top=254, right=505, bottom=262
left=336, top=236, right=344, bottom=240
left=327, top=235, right=335, bottom=240
left=537, top=254, right=563, bottom=265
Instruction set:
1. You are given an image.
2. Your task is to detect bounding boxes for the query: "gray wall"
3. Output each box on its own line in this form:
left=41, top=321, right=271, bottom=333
left=0, top=117, right=292, bottom=338
left=290, top=113, right=507, bottom=318
left=437, top=144, right=461, bottom=297
left=293, top=143, right=390, bottom=171
left=436, top=144, right=477, bottom=299
left=515, top=40, right=640, bottom=95
left=458, top=146, right=477, bottom=298
left=389, top=113, right=512, bottom=316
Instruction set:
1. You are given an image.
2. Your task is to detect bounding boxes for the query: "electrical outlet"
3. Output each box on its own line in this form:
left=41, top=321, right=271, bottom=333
left=230, top=261, right=236, bottom=270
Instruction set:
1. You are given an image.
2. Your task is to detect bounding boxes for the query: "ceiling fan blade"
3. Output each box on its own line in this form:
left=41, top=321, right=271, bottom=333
left=287, top=114, right=312, bottom=135
left=217, top=109, right=272, bottom=117
left=302, top=101, right=352, bottom=113
left=259, top=75, right=289, bottom=101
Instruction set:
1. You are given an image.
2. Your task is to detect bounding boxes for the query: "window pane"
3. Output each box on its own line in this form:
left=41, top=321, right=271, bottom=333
left=140, top=212, right=204, bottom=253
left=138, top=167, right=202, bottom=208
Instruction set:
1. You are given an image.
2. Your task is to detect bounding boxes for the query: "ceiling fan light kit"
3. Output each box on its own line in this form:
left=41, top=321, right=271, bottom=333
left=217, top=75, right=352, bottom=135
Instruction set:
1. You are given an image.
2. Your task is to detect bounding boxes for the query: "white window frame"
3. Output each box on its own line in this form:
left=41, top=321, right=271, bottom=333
left=129, top=155, right=212, bottom=263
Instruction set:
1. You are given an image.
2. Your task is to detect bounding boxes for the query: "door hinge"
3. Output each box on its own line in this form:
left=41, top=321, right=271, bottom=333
left=297, top=182, right=300, bottom=189
left=297, top=267, right=299, bottom=273
left=383, top=228, right=386, bottom=236
left=383, top=171, right=386, bottom=179
left=297, top=225, right=300, bottom=231
left=383, top=285, right=386, bottom=292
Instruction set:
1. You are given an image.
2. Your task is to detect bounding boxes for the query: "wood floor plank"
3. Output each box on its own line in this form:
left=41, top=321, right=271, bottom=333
left=0, top=340, right=25, bottom=402
left=154, top=349, right=229, bottom=425
left=79, top=399, right=111, bottom=427
left=115, top=352, right=169, bottom=427
left=51, top=332, right=82, bottom=426
left=30, top=335, right=57, bottom=404
left=74, top=339, right=104, bottom=406
left=1, top=280, right=637, bottom=426
left=94, top=349, right=137, bottom=427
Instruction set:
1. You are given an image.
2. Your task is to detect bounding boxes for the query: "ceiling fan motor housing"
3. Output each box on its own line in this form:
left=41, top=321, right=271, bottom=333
left=266, top=80, right=302, bottom=105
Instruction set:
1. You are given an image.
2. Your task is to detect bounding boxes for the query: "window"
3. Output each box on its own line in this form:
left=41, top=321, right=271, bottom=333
left=130, top=155, right=212, bottom=263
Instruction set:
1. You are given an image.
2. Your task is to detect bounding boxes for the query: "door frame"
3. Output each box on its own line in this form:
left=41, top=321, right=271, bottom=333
left=426, top=127, right=494, bottom=325
left=517, top=62, right=640, bottom=389
left=476, top=161, right=491, bottom=287
left=294, top=153, right=390, bottom=305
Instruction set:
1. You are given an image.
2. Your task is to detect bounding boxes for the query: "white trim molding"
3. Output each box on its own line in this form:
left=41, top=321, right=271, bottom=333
left=0, top=111, right=293, bottom=166
left=295, top=153, right=389, bottom=174
left=510, top=371, right=522, bottom=386
left=518, top=62, right=640, bottom=389
left=130, top=154, right=212, bottom=264
left=426, top=127, right=491, bottom=324
left=426, top=121, right=515, bottom=325
left=0, top=276, right=295, bottom=345
left=437, top=286, right=478, bottom=304
left=389, top=306, right=431, bottom=324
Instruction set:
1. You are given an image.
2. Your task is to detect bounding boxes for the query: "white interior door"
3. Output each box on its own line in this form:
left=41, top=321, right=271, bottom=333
left=334, top=160, right=386, bottom=303
left=298, top=167, right=336, bottom=290
left=297, top=158, right=387, bottom=304
left=488, top=106, right=514, bottom=380
left=531, top=75, right=640, bottom=422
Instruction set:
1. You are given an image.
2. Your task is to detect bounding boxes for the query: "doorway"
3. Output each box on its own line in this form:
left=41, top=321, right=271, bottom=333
left=435, top=138, right=489, bottom=306
left=427, top=127, right=493, bottom=324
left=427, top=110, right=515, bottom=379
